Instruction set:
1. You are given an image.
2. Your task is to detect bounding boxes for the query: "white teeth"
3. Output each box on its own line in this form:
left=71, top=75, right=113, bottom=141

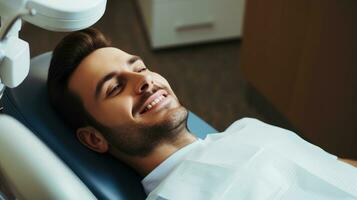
left=143, top=95, right=166, bottom=113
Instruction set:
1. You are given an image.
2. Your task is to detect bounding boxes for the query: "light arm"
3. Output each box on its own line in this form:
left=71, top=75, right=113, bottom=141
left=0, top=0, right=107, bottom=92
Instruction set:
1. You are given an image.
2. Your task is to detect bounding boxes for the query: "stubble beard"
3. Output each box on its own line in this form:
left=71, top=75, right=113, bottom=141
left=105, top=106, right=189, bottom=157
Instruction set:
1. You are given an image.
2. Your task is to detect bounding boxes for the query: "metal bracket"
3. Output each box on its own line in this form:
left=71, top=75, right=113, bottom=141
left=0, top=8, right=36, bottom=41
left=0, top=83, right=4, bottom=99
left=0, top=83, right=4, bottom=112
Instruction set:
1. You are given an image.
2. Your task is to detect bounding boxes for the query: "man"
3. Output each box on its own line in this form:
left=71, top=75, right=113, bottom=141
left=47, top=28, right=357, bottom=199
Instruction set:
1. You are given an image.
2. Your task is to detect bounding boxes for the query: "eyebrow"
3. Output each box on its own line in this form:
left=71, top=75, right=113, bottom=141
left=94, top=55, right=143, bottom=100
left=95, top=71, right=118, bottom=100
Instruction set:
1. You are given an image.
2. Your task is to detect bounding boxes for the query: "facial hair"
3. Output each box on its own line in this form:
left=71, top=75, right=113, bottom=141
left=95, top=106, right=189, bottom=157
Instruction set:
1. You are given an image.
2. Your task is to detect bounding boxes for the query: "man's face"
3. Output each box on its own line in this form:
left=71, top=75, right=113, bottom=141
left=68, top=47, right=188, bottom=156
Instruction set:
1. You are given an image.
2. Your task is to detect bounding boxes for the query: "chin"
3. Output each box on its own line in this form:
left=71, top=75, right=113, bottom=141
left=166, top=106, right=188, bottom=130
left=109, top=106, right=189, bottom=157
left=151, top=106, right=188, bottom=133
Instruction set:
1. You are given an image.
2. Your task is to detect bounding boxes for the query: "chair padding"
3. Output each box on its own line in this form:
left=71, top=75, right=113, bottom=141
left=3, top=52, right=217, bottom=200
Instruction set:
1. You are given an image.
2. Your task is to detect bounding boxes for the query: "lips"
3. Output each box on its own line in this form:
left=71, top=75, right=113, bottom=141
left=138, top=89, right=168, bottom=115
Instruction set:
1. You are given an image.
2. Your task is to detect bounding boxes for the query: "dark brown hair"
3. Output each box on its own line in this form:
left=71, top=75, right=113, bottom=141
left=47, top=28, right=111, bottom=130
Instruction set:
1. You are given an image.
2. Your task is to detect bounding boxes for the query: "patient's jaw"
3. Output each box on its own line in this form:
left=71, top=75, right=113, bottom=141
left=68, top=47, right=190, bottom=157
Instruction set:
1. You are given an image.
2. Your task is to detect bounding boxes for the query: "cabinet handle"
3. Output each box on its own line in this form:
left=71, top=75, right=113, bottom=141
left=175, top=21, right=215, bottom=32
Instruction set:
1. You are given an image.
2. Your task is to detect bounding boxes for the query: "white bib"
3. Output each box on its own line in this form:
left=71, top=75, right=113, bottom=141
left=147, top=118, right=357, bottom=200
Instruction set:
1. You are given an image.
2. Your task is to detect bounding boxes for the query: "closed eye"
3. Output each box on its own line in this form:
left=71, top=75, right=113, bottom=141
left=137, top=67, right=147, bottom=73
left=107, top=83, right=123, bottom=97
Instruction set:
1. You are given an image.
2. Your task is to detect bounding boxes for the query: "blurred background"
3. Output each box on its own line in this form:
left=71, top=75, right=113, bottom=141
left=20, top=0, right=264, bottom=132
left=20, top=0, right=357, bottom=159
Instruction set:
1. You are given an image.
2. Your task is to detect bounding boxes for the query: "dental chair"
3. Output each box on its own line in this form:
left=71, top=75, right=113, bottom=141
left=1, top=51, right=217, bottom=199
left=0, top=0, right=217, bottom=198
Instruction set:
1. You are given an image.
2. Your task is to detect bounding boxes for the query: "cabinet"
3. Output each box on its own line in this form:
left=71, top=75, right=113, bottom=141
left=137, top=0, right=245, bottom=48
left=240, top=0, right=357, bottom=158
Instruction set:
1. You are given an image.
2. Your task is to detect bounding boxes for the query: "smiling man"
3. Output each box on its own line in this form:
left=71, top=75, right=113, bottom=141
left=47, top=28, right=357, bottom=199
left=47, top=28, right=197, bottom=178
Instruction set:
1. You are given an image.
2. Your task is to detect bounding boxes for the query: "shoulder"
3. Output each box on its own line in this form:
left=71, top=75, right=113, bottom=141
left=221, top=118, right=327, bottom=153
left=224, top=117, right=263, bottom=132
left=224, top=118, right=296, bottom=138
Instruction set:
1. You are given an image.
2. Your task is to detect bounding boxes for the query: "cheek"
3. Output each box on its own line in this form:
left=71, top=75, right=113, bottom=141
left=154, top=75, right=181, bottom=101
left=92, top=98, right=134, bottom=127
left=152, top=73, right=174, bottom=92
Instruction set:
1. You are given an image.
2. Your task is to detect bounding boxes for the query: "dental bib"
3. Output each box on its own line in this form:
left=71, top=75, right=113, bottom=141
left=147, top=118, right=357, bottom=200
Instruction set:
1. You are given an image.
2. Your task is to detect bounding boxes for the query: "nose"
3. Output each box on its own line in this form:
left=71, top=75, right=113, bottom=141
left=134, top=73, right=153, bottom=94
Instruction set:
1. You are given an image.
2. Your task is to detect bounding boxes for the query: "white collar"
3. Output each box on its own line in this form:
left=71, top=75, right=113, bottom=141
left=141, top=139, right=201, bottom=194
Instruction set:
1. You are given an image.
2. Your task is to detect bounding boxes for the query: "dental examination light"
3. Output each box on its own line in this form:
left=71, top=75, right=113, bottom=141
left=0, top=0, right=106, bottom=93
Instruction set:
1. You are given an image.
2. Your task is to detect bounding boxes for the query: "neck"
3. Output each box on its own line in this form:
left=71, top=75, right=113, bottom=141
left=116, top=128, right=197, bottom=176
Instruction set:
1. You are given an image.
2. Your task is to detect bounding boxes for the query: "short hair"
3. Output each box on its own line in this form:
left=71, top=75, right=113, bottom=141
left=47, top=28, right=111, bottom=130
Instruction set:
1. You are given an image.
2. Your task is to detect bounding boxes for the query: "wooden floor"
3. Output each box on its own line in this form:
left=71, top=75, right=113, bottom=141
left=20, top=0, right=267, bottom=131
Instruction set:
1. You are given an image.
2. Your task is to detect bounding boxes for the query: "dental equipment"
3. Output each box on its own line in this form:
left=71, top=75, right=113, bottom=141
left=0, top=0, right=107, bottom=199
left=0, top=0, right=106, bottom=90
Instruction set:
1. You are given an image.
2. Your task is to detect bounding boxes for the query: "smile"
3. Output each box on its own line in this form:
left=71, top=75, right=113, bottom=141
left=139, top=90, right=168, bottom=115
left=143, top=95, right=166, bottom=113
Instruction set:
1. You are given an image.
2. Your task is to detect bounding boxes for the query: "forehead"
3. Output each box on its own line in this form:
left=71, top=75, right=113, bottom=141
left=79, top=47, right=130, bottom=72
left=68, top=47, right=130, bottom=100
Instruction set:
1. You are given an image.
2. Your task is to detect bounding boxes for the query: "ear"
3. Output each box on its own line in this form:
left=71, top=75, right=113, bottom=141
left=76, top=127, right=109, bottom=153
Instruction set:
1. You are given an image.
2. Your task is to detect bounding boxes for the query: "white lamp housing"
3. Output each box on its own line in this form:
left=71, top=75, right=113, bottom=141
left=0, top=0, right=107, bottom=89
left=0, top=35, right=29, bottom=88
left=23, top=0, right=107, bottom=32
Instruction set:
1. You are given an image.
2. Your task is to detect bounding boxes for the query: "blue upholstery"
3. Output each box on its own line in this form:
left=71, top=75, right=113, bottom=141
left=3, top=52, right=217, bottom=200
